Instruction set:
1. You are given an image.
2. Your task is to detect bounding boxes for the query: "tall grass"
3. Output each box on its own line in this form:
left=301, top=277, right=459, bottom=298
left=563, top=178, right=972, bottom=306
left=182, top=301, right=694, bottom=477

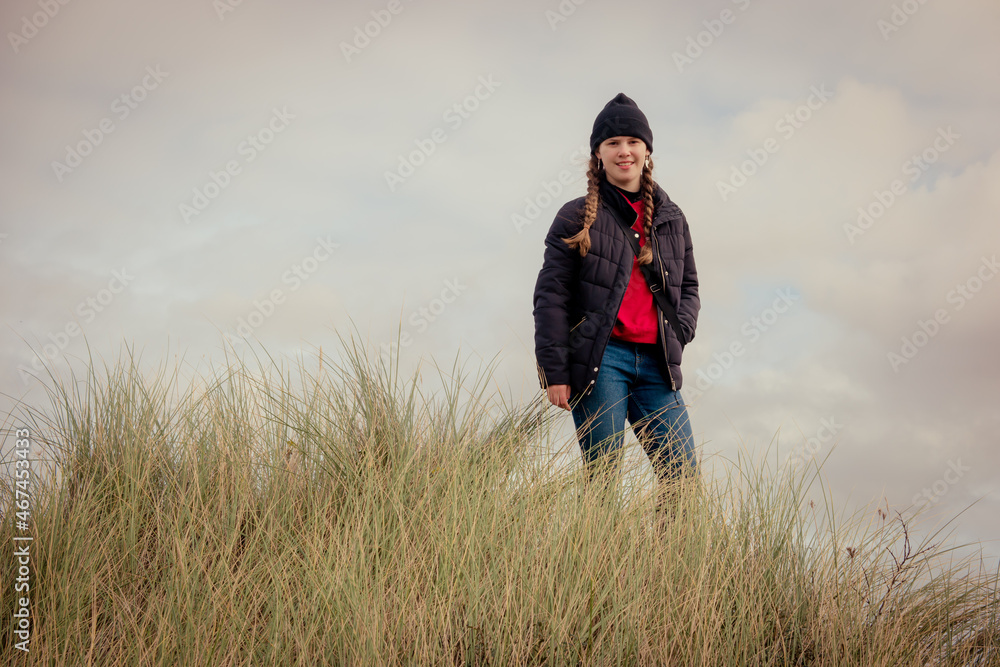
left=1, top=331, right=998, bottom=665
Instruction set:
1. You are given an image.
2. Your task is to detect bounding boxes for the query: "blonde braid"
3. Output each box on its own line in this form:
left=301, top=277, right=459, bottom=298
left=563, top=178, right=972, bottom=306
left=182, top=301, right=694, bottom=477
left=636, top=155, right=655, bottom=266
left=561, top=153, right=602, bottom=257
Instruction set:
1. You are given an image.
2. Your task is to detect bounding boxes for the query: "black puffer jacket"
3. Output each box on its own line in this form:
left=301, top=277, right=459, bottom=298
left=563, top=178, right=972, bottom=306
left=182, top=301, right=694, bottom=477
left=533, top=175, right=700, bottom=399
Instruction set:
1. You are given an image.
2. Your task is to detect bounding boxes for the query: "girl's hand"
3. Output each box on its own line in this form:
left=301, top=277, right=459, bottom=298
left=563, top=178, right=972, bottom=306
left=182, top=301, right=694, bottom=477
left=546, top=384, right=572, bottom=411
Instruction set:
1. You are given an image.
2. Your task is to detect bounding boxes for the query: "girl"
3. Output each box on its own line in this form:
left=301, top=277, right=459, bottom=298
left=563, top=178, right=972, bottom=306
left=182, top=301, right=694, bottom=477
left=533, top=92, right=700, bottom=505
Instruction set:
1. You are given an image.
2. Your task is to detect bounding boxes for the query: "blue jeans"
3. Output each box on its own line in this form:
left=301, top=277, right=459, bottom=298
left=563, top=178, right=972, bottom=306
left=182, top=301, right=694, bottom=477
left=570, top=337, right=697, bottom=486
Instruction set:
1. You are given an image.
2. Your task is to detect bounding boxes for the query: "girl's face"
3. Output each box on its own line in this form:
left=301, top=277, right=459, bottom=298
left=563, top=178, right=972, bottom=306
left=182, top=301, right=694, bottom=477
left=596, top=136, right=649, bottom=191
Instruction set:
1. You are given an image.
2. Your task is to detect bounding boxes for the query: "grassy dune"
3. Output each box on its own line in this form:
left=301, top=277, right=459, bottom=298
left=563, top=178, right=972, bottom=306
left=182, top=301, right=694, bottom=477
left=1, top=333, right=998, bottom=665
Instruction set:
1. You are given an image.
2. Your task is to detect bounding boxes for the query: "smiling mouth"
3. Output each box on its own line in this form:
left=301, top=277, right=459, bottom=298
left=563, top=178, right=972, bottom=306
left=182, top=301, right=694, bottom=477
left=616, top=161, right=633, bottom=169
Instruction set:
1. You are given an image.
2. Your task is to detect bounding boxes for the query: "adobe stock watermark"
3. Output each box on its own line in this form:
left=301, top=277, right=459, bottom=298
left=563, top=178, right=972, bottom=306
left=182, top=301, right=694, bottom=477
left=7, top=0, right=74, bottom=54
left=545, top=0, right=588, bottom=31
left=784, top=416, right=844, bottom=470
left=340, top=0, right=415, bottom=62
left=877, top=0, right=932, bottom=40
left=384, top=75, right=501, bottom=192
left=511, top=144, right=589, bottom=234
left=213, top=0, right=247, bottom=21
left=844, top=126, right=959, bottom=244
left=685, top=287, right=800, bottom=401
left=911, top=458, right=970, bottom=510
left=179, top=107, right=294, bottom=223
left=224, top=235, right=339, bottom=344
left=11, top=428, right=33, bottom=653
left=16, top=268, right=135, bottom=383
left=887, top=254, right=998, bottom=372
left=378, top=278, right=467, bottom=362
left=51, top=65, right=169, bottom=183
left=717, top=84, right=834, bottom=202
left=673, top=0, right=752, bottom=73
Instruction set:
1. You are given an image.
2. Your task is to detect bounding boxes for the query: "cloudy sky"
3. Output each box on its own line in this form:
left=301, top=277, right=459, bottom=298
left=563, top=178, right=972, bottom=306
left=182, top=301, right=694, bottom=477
left=2, top=0, right=998, bottom=558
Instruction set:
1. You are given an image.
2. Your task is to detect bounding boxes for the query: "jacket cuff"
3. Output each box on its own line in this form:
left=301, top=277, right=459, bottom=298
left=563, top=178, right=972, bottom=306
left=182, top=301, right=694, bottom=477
left=537, top=363, right=570, bottom=388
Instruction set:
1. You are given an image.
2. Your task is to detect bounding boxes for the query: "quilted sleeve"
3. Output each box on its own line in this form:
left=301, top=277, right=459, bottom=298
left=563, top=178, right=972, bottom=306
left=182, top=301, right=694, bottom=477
left=532, top=202, right=583, bottom=388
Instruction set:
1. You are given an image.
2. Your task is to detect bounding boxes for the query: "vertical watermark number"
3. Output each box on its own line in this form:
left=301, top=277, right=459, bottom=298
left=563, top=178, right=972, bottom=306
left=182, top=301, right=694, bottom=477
left=12, top=428, right=33, bottom=652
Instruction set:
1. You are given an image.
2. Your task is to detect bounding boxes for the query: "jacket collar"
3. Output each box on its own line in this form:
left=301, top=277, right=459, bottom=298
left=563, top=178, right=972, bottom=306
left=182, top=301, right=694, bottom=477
left=597, top=172, right=674, bottom=229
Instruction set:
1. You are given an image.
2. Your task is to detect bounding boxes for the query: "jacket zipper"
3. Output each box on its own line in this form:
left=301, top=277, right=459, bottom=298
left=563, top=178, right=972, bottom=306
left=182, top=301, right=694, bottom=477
left=585, top=202, right=632, bottom=397
left=650, top=225, right=677, bottom=391
left=570, top=313, right=589, bottom=391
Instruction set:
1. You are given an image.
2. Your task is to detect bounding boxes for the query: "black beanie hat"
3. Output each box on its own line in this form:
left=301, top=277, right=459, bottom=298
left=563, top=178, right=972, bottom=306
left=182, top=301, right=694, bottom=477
left=589, top=93, right=653, bottom=155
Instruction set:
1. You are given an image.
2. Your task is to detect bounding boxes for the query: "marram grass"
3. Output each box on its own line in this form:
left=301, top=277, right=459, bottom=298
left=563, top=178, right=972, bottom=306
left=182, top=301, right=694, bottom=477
left=1, top=333, right=998, bottom=666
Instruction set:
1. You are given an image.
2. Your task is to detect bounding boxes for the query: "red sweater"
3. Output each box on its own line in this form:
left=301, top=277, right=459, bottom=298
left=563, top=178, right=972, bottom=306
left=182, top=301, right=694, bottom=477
left=610, top=190, right=658, bottom=344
